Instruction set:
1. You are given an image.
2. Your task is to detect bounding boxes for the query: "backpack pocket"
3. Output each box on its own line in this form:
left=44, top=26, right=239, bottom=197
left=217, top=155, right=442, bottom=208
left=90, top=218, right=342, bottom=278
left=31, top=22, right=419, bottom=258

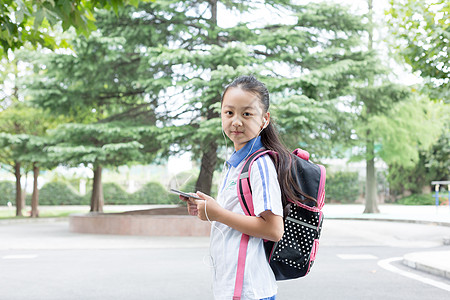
left=267, top=205, right=322, bottom=280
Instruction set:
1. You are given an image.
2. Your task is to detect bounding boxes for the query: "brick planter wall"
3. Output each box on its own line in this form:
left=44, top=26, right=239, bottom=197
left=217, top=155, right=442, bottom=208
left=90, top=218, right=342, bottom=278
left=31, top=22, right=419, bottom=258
left=69, top=213, right=211, bottom=236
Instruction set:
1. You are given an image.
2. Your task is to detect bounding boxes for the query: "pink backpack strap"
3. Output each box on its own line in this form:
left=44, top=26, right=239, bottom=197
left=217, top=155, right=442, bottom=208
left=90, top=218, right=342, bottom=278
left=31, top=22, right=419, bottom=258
left=233, top=234, right=250, bottom=300
left=237, top=149, right=272, bottom=215
left=318, top=164, right=326, bottom=209
left=293, top=148, right=310, bottom=161
left=233, top=149, right=271, bottom=299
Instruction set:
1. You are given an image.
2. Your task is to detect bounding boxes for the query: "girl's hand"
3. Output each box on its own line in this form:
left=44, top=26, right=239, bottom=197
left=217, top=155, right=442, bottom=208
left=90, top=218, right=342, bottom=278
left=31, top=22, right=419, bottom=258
left=179, top=194, right=199, bottom=216
left=194, top=191, right=223, bottom=222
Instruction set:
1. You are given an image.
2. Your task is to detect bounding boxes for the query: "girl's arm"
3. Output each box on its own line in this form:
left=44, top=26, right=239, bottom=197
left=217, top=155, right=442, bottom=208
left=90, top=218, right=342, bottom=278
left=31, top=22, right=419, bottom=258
left=194, top=192, right=284, bottom=242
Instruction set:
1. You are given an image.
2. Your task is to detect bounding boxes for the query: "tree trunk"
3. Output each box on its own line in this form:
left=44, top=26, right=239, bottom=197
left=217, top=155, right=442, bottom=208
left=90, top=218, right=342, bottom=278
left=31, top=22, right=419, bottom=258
left=90, top=165, right=104, bottom=213
left=364, top=137, right=379, bottom=213
left=194, top=0, right=219, bottom=196
left=363, top=0, right=379, bottom=214
left=196, top=142, right=218, bottom=196
left=211, top=0, right=217, bottom=25
left=14, top=161, right=23, bottom=217
left=21, top=172, right=27, bottom=211
left=31, top=163, right=39, bottom=218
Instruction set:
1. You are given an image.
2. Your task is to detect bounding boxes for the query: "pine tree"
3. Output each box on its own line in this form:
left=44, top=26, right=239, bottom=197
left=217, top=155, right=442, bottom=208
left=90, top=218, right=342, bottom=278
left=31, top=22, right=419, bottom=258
left=26, top=0, right=396, bottom=208
left=46, top=123, right=160, bottom=212
left=0, top=102, right=64, bottom=216
left=128, top=0, right=378, bottom=196
left=25, top=7, right=166, bottom=212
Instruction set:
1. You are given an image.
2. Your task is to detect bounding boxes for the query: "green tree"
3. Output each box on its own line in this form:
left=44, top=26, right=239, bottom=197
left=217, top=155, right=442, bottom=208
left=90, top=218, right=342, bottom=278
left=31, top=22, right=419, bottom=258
left=25, top=0, right=423, bottom=213
left=361, top=95, right=445, bottom=168
left=388, top=122, right=450, bottom=198
left=0, top=49, right=67, bottom=217
left=19, top=134, right=59, bottom=217
left=346, top=0, right=446, bottom=213
left=386, top=0, right=449, bottom=101
left=132, top=0, right=379, bottom=196
left=24, top=5, right=170, bottom=212
left=45, top=123, right=160, bottom=212
left=0, top=132, right=28, bottom=216
left=357, top=93, right=444, bottom=201
left=0, top=103, right=62, bottom=216
left=0, top=0, right=149, bottom=56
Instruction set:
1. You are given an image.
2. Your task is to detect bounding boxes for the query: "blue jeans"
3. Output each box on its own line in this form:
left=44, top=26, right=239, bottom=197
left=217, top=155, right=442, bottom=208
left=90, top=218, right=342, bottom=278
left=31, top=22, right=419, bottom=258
left=260, top=296, right=276, bottom=300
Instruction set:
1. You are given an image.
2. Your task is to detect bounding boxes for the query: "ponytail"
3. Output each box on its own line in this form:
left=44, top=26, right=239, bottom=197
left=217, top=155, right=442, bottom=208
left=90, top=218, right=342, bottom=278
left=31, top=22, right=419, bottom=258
left=261, top=123, right=318, bottom=210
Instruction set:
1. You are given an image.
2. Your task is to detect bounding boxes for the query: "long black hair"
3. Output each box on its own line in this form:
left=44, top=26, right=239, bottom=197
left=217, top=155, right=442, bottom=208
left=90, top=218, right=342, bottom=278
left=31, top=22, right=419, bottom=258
left=221, top=75, right=317, bottom=209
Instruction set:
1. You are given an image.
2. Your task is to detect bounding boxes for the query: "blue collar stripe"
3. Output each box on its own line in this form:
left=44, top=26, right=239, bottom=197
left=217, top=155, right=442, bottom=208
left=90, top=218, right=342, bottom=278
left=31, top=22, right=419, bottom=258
left=227, top=136, right=264, bottom=168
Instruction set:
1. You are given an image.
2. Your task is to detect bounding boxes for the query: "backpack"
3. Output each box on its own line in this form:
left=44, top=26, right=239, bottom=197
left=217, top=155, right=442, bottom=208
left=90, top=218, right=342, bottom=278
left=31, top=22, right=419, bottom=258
left=233, top=148, right=326, bottom=299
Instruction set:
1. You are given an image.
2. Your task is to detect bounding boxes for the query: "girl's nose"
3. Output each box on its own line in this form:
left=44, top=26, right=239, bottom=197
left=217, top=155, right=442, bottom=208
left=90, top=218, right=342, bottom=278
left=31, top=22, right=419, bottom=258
left=231, top=116, right=243, bottom=127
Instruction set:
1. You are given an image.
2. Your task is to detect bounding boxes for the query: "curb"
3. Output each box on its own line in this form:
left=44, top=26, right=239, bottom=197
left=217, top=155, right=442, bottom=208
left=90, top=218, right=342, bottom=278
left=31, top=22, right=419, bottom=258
left=2, top=215, right=449, bottom=226
left=403, top=252, right=450, bottom=280
left=0, top=217, right=68, bottom=225
left=325, top=216, right=450, bottom=227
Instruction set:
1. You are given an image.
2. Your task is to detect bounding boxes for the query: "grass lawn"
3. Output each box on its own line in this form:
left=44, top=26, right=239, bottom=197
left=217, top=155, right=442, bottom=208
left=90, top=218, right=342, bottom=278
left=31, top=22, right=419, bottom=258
left=0, top=208, right=90, bottom=219
left=0, top=205, right=154, bottom=219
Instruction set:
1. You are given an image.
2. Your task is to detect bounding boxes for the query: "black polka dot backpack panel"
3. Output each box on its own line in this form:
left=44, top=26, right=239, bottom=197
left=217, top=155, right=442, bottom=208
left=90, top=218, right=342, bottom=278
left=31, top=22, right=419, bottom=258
left=265, top=203, right=324, bottom=280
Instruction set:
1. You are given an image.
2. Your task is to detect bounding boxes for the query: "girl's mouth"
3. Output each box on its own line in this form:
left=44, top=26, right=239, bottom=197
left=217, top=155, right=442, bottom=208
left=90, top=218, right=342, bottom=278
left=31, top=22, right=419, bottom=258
left=231, top=131, right=243, bottom=135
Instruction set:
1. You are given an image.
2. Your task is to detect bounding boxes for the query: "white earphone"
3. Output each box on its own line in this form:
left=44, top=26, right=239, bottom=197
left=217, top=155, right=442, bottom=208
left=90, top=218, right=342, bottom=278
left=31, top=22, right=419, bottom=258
left=263, top=118, right=269, bottom=129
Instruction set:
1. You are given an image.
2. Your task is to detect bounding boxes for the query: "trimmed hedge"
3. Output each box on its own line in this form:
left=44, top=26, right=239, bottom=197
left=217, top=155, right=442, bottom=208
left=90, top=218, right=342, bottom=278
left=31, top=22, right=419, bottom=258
left=84, top=182, right=132, bottom=205
left=103, top=182, right=130, bottom=205
left=86, top=181, right=176, bottom=205
left=397, top=193, right=447, bottom=205
left=325, top=171, right=360, bottom=204
left=133, top=182, right=174, bottom=204
left=1, top=179, right=208, bottom=206
left=0, top=181, right=15, bottom=205
left=38, top=182, right=84, bottom=205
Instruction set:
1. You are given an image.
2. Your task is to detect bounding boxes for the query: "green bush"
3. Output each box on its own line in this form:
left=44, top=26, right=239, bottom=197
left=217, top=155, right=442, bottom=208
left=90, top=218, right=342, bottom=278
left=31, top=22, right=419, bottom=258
left=84, top=182, right=133, bottom=205
left=325, top=171, right=360, bottom=204
left=0, top=181, right=15, bottom=205
left=84, top=182, right=181, bottom=205
left=39, top=182, right=83, bottom=205
left=103, top=182, right=130, bottom=205
left=397, top=193, right=447, bottom=205
left=133, top=182, right=174, bottom=204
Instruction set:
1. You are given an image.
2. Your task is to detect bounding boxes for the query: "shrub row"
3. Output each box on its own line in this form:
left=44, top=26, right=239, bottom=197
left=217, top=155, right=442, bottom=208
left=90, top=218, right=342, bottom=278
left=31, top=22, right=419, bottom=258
left=0, top=181, right=15, bottom=205
left=325, top=171, right=360, bottom=204
left=1, top=178, right=446, bottom=206
left=396, top=193, right=448, bottom=205
left=0, top=180, right=181, bottom=206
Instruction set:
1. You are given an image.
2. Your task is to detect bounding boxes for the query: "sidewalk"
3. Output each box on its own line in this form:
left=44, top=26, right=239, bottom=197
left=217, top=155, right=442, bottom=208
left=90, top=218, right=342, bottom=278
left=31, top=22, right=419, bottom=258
left=324, top=204, right=450, bottom=280
left=323, top=204, right=450, bottom=227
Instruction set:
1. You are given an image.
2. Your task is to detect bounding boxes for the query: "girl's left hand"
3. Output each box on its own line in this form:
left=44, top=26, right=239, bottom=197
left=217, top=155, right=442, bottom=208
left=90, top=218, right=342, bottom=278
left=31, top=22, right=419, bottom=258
left=194, top=191, right=223, bottom=222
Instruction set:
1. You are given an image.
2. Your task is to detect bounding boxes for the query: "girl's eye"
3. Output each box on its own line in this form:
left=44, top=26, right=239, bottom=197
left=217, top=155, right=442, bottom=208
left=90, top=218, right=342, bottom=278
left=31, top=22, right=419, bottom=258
left=243, top=112, right=251, bottom=117
left=224, top=111, right=233, bottom=116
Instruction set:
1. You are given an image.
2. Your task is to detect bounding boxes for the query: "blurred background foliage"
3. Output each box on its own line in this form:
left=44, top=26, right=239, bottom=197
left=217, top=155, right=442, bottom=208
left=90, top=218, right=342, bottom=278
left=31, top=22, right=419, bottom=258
left=0, top=0, right=448, bottom=215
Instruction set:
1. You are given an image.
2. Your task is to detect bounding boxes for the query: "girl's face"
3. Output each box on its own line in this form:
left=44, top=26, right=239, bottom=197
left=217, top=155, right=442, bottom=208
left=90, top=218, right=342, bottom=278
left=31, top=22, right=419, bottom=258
left=221, top=87, right=269, bottom=151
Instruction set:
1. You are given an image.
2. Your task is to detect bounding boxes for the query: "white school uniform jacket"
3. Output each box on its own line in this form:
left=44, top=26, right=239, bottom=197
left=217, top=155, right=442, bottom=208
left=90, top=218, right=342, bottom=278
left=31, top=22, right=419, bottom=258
left=210, top=136, right=283, bottom=300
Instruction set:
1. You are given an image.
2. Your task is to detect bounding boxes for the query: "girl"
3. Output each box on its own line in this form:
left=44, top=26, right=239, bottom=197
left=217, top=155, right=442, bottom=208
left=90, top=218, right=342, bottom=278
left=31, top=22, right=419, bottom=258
left=182, top=75, right=306, bottom=300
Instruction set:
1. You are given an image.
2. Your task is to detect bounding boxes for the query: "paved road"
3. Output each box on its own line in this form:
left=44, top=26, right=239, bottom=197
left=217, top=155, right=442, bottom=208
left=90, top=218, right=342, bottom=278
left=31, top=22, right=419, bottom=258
left=1, top=219, right=450, bottom=299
